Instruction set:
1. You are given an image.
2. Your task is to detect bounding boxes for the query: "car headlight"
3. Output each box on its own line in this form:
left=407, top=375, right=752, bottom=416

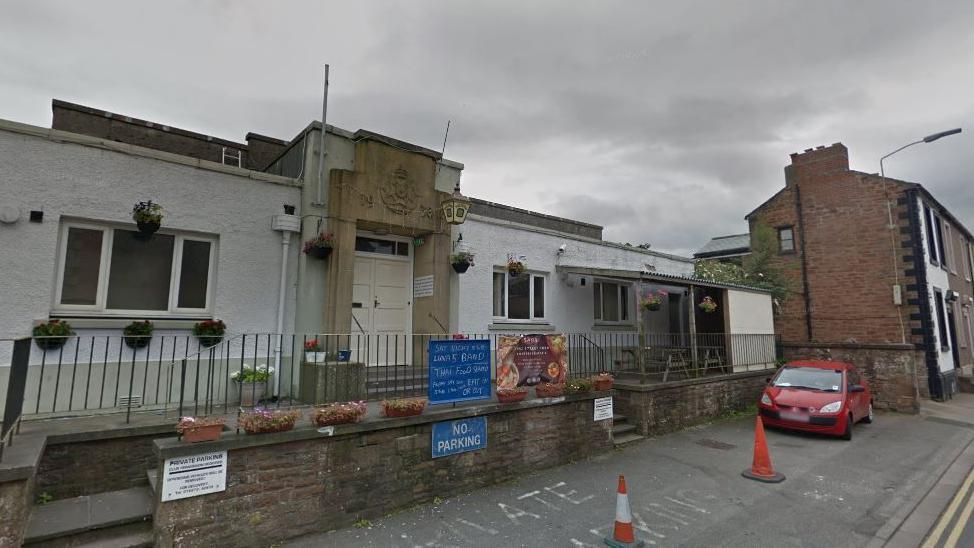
left=760, top=393, right=772, bottom=406
left=819, top=401, right=842, bottom=414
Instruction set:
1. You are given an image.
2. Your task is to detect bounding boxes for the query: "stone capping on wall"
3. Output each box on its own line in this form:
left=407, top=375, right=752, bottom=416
left=614, top=369, right=772, bottom=393
left=0, top=119, right=301, bottom=188
left=154, top=391, right=610, bottom=459
left=781, top=342, right=917, bottom=352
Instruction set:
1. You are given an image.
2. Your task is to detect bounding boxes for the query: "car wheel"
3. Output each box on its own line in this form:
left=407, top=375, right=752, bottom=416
left=861, top=402, right=874, bottom=424
left=841, top=414, right=853, bottom=441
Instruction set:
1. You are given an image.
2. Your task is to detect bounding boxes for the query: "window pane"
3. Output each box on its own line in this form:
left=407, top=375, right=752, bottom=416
left=106, top=231, right=174, bottom=310
left=533, top=276, right=545, bottom=318
left=492, top=273, right=506, bottom=317
left=779, top=228, right=794, bottom=252
left=396, top=242, right=409, bottom=256
left=593, top=283, right=602, bottom=320
left=508, top=275, right=530, bottom=319
left=602, top=283, right=619, bottom=321
left=178, top=240, right=211, bottom=309
left=620, top=285, right=629, bottom=321
left=355, top=237, right=395, bottom=255
left=60, top=228, right=103, bottom=305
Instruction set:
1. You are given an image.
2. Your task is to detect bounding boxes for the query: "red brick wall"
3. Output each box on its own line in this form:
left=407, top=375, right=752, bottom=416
left=749, top=143, right=916, bottom=345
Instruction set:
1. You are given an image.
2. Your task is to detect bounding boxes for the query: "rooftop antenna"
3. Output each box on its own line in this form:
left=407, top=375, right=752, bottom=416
left=435, top=120, right=451, bottom=177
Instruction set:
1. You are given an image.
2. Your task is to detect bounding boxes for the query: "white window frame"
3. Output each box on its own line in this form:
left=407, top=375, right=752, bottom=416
left=492, top=270, right=546, bottom=322
left=593, top=280, right=633, bottom=325
left=966, top=242, right=973, bottom=282
left=53, top=221, right=218, bottom=317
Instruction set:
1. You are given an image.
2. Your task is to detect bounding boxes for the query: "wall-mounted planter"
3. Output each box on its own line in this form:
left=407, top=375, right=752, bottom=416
left=136, top=220, right=160, bottom=237
left=308, top=246, right=332, bottom=260
left=452, top=261, right=471, bottom=274
left=123, top=335, right=152, bottom=349
left=180, top=424, right=224, bottom=443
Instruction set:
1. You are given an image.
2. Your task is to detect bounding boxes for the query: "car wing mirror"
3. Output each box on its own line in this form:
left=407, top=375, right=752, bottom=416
left=765, top=377, right=771, bottom=384
left=849, top=384, right=865, bottom=393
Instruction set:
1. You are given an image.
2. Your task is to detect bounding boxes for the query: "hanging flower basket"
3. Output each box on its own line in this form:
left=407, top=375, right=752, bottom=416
left=641, top=290, right=667, bottom=311
left=381, top=398, right=427, bottom=418
left=450, top=251, right=475, bottom=274
left=699, top=296, right=718, bottom=314
left=311, top=401, right=367, bottom=426
left=496, top=388, right=528, bottom=403
left=303, top=232, right=335, bottom=260
left=508, top=259, right=526, bottom=277
left=32, top=319, right=74, bottom=350
left=122, top=320, right=154, bottom=349
left=132, top=201, right=163, bottom=237
left=193, top=319, right=226, bottom=347
left=176, top=416, right=225, bottom=443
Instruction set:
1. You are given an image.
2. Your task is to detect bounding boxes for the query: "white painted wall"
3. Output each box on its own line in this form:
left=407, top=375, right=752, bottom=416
left=452, top=214, right=694, bottom=334
left=918, top=196, right=956, bottom=373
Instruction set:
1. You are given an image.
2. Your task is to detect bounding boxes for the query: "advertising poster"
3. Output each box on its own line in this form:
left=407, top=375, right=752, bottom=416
left=495, top=334, right=568, bottom=388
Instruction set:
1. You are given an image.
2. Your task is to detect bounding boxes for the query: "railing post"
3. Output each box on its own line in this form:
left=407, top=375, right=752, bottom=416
left=178, top=358, right=187, bottom=418
left=1, top=338, right=31, bottom=462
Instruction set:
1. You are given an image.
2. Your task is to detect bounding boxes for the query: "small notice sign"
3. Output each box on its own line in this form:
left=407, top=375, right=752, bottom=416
left=413, top=275, right=434, bottom=298
left=161, top=451, right=227, bottom=502
left=428, top=339, right=492, bottom=404
left=432, top=416, right=487, bottom=458
left=594, top=397, right=613, bottom=421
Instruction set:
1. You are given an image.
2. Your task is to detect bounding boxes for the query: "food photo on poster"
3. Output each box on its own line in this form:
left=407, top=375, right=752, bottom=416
left=495, top=334, right=568, bottom=388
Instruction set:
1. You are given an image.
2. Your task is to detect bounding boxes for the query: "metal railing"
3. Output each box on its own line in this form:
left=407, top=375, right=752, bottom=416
left=0, top=332, right=779, bottom=430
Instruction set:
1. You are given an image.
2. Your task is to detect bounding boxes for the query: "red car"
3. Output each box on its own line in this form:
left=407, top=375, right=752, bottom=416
left=757, top=360, right=873, bottom=440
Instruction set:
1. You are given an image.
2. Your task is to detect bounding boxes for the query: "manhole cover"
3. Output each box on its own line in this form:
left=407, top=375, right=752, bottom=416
left=695, top=438, right=736, bottom=450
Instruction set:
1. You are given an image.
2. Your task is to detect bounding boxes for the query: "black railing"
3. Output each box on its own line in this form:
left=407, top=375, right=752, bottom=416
left=0, top=332, right=778, bottom=428
left=1, top=338, right=30, bottom=462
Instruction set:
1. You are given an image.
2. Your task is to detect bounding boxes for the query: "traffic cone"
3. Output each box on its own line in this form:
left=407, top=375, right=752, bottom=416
left=604, top=475, right=645, bottom=547
left=741, top=416, right=785, bottom=483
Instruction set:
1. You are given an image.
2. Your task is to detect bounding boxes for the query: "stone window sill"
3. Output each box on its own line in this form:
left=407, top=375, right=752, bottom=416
left=488, top=322, right=555, bottom=332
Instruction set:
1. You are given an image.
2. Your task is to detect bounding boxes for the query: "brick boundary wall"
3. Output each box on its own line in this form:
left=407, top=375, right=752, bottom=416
left=613, top=370, right=771, bottom=437
left=0, top=474, right=34, bottom=547
left=781, top=342, right=922, bottom=413
left=36, top=432, right=163, bottom=500
left=152, top=394, right=613, bottom=547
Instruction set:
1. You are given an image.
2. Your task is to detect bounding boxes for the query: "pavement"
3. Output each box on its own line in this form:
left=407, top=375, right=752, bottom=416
left=286, top=400, right=974, bottom=548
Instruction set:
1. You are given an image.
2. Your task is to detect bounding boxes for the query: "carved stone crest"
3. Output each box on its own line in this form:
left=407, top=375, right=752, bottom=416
left=380, top=166, right=419, bottom=215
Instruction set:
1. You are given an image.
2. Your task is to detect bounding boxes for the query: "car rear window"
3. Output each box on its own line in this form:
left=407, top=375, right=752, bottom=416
left=773, top=367, right=842, bottom=391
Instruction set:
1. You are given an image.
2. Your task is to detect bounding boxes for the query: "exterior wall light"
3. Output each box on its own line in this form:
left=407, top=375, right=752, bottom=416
left=441, top=182, right=470, bottom=225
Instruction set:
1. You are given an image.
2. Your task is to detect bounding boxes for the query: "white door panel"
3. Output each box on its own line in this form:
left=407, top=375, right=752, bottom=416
left=350, top=252, right=411, bottom=365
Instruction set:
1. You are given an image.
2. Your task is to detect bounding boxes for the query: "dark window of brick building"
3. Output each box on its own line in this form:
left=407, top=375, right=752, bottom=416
left=934, top=288, right=950, bottom=351
left=934, top=215, right=947, bottom=266
left=777, top=227, right=795, bottom=253
left=925, top=205, right=938, bottom=265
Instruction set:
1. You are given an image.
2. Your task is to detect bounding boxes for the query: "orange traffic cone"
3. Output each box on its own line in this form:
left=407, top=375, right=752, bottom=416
left=741, top=416, right=785, bottom=483
left=604, top=475, right=645, bottom=547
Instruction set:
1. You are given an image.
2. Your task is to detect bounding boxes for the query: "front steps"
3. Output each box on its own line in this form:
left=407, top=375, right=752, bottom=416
left=612, top=413, right=645, bottom=447
left=23, top=486, right=154, bottom=547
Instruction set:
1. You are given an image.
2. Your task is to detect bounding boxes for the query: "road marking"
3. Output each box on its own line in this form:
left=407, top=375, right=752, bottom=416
left=455, top=518, right=497, bottom=535
left=944, top=483, right=974, bottom=548
left=631, top=511, right=667, bottom=539
left=545, top=481, right=595, bottom=504
left=664, top=496, right=710, bottom=514
left=517, top=490, right=561, bottom=511
left=497, top=502, right=540, bottom=525
left=646, top=504, right=689, bottom=525
left=922, top=463, right=974, bottom=548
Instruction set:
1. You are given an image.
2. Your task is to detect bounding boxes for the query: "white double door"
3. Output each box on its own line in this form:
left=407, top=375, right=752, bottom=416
left=350, top=254, right=411, bottom=365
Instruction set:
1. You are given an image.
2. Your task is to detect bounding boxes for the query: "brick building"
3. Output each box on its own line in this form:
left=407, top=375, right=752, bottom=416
left=747, top=143, right=974, bottom=401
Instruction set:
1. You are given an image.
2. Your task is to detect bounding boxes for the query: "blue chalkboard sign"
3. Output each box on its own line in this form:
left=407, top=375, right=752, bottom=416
left=428, top=339, right=492, bottom=405
left=431, top=416, right=488, bottom=458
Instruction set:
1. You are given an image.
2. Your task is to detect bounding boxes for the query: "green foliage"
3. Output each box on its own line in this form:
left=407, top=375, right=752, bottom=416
left=354, top=519, right=372, bottom=528
left=694, top=223, right=791, bottom=310
left=36, top=492, right=53, bottom=505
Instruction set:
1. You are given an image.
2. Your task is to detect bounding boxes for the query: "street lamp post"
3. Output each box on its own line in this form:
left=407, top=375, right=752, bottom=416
left=878, top=128, right=961, bottom=402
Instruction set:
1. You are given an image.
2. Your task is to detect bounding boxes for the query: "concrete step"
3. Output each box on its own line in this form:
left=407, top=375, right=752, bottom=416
left=24, top=486, right=154, bottom=547
left=613, top=432, right=646, bottom=447
left=612, top=413, right=627, bottom=423
left=612, top=423, right=638, bottom=437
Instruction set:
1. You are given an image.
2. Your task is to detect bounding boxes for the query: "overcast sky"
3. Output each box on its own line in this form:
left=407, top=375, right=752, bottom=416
left=2, top=1, right=972, bottom=255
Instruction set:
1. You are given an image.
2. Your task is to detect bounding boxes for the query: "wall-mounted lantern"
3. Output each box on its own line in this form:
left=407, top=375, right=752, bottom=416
left=441, top=182, right=470, bottom=225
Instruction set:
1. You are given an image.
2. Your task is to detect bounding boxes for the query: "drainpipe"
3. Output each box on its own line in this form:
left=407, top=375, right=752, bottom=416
left=272, top=211, right=302, bottom=396
left=795, top=185, right=814, bottom=341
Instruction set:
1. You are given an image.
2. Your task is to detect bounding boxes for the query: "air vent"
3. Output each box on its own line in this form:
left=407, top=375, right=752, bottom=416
left=117, top=395, right=143, bottom=408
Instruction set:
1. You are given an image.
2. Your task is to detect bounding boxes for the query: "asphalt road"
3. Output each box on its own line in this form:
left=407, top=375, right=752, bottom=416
left=287, top=412, right=974, bottom=547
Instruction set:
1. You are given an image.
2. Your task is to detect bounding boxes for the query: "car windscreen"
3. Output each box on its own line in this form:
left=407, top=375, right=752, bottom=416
left=772, top=367, right=842, bottom=391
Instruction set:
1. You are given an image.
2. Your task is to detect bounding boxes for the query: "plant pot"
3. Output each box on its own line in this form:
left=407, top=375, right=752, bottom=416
left=196, top=335, right=223, bottom=347
left=180, top=424, right=223, bottom=443
left=452, top=261, right=470, bottom=274
left=497, top=390, right=527, bottom=403
left=136, top=220, right=160, bottom=236
left=382, top=405, right=426, bottom=418
left=123, top=335, right=152, bottom=349
left=312, top=406, right=367, bottom=426
left=242, top=421, right=295, bottom=435
left=644, top=302, right=661, bottom=311
left=534, top=384, right=564, bottom=398
left=34, top=337, right=68, bottom=351
left=305, top=351, right=327, bottom=363
left=236, top=381, right=267, bottom=407
left=308, top=246, right=333, bottom=260
left=593, top=379, right=614, bottom=391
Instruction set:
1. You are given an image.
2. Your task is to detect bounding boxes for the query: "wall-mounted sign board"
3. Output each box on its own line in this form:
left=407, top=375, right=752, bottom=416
left=428, top=339, right=492, bottom=404
left=432, top=416, right=487, bottom=458
left=161, top=451, right=227, bottom=502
